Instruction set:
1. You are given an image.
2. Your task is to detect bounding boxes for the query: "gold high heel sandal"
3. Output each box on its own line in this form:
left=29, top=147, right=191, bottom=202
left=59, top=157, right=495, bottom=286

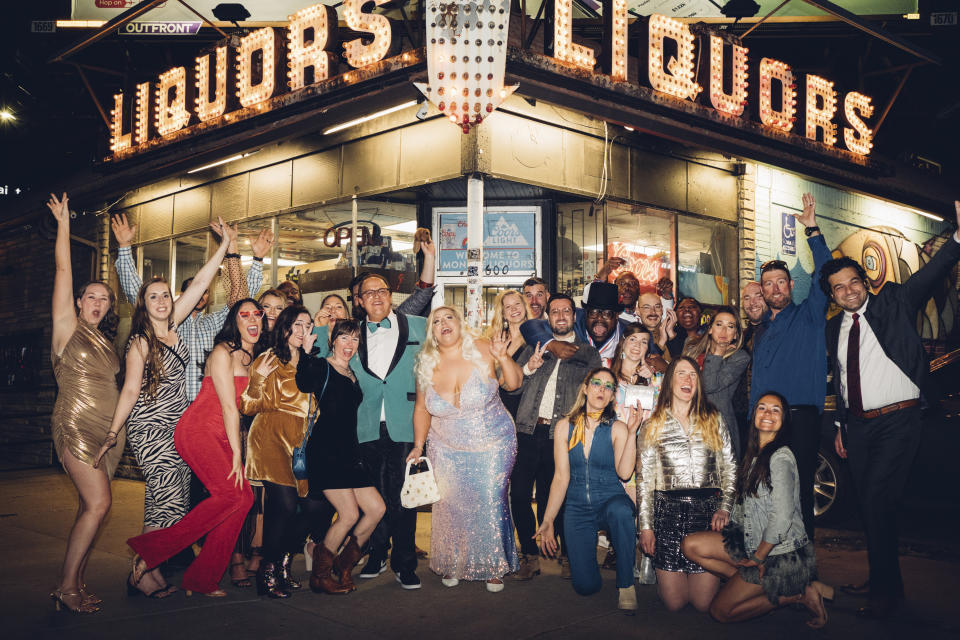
left=79, top=583, right=102, bottom=605
left=50, top=589, right=100, bottom=614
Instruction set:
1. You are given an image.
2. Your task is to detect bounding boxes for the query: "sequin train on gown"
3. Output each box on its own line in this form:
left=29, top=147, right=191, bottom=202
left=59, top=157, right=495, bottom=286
left=426, top=368, right=519, bottom=581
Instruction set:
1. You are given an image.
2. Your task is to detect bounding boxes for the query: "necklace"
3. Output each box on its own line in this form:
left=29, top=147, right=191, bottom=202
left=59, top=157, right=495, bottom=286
left=328, top=357, right=355, bottom=380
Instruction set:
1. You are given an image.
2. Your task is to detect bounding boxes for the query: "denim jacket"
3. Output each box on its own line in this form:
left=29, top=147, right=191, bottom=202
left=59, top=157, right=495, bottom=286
left=734, top=446, right=809, bottom=556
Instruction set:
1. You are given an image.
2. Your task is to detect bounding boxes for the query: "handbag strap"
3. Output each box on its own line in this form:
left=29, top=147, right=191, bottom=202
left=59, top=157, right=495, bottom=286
left=300, top=359, right=331, bottom=450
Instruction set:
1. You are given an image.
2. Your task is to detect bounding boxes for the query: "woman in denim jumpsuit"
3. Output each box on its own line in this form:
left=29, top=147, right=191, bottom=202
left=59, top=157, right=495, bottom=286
left=534, top=367, right=643, bottom=612
left=682, top=391, right=833, bottom=627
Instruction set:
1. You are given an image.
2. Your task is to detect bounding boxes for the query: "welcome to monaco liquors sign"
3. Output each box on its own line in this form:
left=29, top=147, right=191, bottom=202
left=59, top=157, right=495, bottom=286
left=109, top=3, right=875, bottom=160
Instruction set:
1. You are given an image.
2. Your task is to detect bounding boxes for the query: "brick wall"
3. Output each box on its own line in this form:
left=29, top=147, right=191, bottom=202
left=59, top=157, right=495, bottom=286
left=737, top=161, right=757, bottom=291
left=0, top=212, right=141, bottom=478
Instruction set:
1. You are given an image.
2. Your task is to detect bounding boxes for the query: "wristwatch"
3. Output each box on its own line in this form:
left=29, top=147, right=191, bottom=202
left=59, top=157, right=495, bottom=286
left=804, top=226, right=820, bottom=237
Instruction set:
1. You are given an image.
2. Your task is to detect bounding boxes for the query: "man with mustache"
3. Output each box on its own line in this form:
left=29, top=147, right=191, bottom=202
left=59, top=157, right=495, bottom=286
left=821, top=200, right=960, bottom=618
left=511, top=294, right=601, bottom=581
left=751, top=192, right=831, bottom=540
left=665, top=297, right=703, bottom=358
left=733, top=281, right=769, bottom=448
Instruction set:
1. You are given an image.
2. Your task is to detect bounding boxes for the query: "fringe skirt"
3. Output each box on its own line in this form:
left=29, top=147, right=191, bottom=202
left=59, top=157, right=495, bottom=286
left=722, top=522, right=817, bottom=604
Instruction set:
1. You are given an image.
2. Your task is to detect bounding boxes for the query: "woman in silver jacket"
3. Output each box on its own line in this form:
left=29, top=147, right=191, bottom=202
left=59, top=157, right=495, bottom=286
left=637, top=356, right=736, bottom=613
left=682, top=391, right=832, bottom=628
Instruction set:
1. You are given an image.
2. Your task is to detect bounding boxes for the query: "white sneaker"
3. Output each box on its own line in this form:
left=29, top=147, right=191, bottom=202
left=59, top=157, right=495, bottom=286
left=486, top=579, right=504, bottom=593
left=441, top=576, right=459, bottom=588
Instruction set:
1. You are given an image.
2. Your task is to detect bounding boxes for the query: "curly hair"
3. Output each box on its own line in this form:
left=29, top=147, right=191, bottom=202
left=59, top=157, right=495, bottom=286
left=205, top=298, right=264, bottom=369
left=415, top=306, right=487, bottom=391
left=818, top=257, right=868, bottom=298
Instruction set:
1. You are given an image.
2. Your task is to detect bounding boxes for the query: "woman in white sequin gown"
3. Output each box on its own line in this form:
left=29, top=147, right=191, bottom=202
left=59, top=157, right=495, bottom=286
left=409, top=306, right=523, bottom=592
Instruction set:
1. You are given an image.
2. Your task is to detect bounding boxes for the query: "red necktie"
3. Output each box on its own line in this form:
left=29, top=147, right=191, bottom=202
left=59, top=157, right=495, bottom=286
left=847, top=313, right=863, bottom=415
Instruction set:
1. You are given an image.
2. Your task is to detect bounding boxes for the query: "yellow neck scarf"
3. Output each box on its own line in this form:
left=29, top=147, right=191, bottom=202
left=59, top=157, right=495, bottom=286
left=568, top=410, right=604, bottom=451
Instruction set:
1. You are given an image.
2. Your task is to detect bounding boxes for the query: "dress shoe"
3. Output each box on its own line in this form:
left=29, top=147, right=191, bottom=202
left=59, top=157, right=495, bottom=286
left=560, top=557, right=572, bottom=580
left=511, top=554, right=541, bottom=581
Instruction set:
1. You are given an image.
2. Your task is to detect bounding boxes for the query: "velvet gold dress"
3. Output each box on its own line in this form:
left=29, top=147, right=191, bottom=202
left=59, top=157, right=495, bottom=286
left=241, top=353, right=311, bottom=497
left=425, top=368, right=519, bottom=581
left=51, top=320, right=123, bottom=478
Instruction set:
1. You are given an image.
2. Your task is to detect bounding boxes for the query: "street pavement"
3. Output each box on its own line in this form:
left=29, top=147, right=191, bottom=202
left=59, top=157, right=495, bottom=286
left=3, top=468, right=959, bottom=640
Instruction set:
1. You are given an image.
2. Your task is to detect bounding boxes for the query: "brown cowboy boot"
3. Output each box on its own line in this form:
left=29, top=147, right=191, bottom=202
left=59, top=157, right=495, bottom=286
left=335, top=535, right=363, bottom=592
left=310, top=544, right=351, bottom=594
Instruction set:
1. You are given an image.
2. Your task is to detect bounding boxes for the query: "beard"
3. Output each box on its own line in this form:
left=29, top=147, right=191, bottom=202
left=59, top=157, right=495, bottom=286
left=552, top=324, right=573, bottom=337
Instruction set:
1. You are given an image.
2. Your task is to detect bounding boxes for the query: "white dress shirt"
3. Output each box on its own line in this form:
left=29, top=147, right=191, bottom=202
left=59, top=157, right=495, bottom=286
left=837, top=298, right=919, bottom=411
left=366, top=311, right=399, bottom=421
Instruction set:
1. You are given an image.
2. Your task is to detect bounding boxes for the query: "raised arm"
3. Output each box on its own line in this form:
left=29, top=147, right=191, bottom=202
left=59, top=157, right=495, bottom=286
left=796, top=193, right=831, bottom=317
left=243, top=228, right=273, bottom=302
left=224, top=223, right=245, bottom=304
left=49, top=194, right=77, bottom=355
left=173, top=217, right=233, bottom=326
left=209, top=345, right=244, bottom=487
left=534, top=418, right=572, bottom=556
left=900, top=201, right=960, bottom=310
left=406, top=387, right=432, bottom=463
left=94, top=337, right=147, bottom=467
left=111, top=213, right=142, bottom=304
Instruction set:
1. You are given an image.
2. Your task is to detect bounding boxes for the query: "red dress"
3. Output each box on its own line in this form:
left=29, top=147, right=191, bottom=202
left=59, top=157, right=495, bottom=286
left=128, top=376, right=254, bottom=593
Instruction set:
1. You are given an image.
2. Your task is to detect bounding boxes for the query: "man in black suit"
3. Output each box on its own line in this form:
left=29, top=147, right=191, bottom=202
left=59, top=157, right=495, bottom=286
left=821, top=200, right=960, bottom=618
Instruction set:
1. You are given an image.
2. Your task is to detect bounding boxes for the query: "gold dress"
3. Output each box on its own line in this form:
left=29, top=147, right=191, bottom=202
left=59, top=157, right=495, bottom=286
left=51, top=320, right=123, bottom=478
left=241, top=353, right=311, bottom=497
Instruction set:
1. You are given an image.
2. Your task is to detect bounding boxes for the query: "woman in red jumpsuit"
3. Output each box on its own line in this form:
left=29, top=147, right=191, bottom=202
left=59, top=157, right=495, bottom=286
left=127, top=299, right=262, bottom=596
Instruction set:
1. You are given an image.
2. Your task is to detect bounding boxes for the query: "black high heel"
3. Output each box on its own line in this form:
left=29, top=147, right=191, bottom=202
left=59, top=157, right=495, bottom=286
left=126, top=572, right=173, bottom=598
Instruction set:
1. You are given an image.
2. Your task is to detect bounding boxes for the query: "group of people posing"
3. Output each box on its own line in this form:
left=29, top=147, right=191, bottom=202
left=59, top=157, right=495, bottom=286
left=46, top=190, right=960, bottom=628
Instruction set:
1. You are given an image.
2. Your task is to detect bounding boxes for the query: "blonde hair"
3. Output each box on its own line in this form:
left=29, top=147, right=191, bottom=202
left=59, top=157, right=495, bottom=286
left=641, top=355, right=724, bottom=451
left=483, top=290, right=532, bottom=342
left=683, top=306, right=744, bottom=361
left=415, top=306, right=488, bottom=390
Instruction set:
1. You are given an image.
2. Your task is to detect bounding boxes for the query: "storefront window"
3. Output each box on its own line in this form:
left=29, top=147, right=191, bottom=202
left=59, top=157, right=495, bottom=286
left=556, top=201, right=603, bottom=297
left=676, top=218, right=737, bottom=305
left=141, top=240, right=170, bottom=282
left=443, top=285, right=514, bottom=325
left=276, top=201, right=419, bottom=312
left=603, top=202, right=673, bottom=297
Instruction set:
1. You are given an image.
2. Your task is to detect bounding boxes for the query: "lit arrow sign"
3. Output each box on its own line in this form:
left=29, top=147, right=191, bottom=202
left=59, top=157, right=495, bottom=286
left=414, top=0, right=518, bottom=133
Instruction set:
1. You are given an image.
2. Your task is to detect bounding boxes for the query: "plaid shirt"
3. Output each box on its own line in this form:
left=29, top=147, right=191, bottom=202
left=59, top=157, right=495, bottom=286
left=115, top=246, right=263, bottom=400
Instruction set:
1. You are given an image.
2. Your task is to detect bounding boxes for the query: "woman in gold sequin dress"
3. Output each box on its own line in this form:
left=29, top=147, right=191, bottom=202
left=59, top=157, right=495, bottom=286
left=46, top=193, right=122, bottom=614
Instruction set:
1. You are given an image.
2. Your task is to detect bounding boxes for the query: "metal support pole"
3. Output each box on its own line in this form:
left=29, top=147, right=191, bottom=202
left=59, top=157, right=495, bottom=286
left=351, top=195, right=359, bottom=277
left=465, top=175, right=485, bottom=329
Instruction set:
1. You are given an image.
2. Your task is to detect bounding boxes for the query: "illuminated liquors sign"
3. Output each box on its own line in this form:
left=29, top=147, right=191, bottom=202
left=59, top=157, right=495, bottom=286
left=109, top=6, right=875, bottom=160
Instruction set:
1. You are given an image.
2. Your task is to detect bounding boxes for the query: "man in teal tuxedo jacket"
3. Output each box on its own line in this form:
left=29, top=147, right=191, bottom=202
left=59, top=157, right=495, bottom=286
left=312, top=272, right=428, bottom=588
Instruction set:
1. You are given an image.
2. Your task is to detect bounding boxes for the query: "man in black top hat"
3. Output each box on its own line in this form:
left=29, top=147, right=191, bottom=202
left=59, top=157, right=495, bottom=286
left=520, top=282, right=626, bottom=368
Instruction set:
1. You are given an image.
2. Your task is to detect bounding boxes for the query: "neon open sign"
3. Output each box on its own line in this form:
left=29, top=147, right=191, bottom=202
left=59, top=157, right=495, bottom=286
left=109, top=5, right=875, bottom=159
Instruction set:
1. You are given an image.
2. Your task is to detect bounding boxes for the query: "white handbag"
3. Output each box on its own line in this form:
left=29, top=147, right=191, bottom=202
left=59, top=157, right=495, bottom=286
left=400, top=457, right=441, bottom=509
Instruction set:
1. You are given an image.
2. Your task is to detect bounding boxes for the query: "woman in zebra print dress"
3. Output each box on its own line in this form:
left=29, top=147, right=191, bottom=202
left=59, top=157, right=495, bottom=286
left=101, top=217, right=234, bottom=597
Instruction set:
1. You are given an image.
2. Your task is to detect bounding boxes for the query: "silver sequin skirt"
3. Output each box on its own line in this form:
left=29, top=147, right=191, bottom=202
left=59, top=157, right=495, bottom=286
left=653, top=489, right=719, bottom=573
left=722, top=522, right=818, bottom=604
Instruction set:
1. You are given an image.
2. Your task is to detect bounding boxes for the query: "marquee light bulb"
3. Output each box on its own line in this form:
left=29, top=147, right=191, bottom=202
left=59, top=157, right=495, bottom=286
left=758, top=58, right=796, bottom=133
left=110, top=93, right=132, bottom=152
left=708, top=35, right=748, bottom=117
left=343, top=0, right=392, bottom=69
left=843, top=91, right=874, bottom=156
left=553, top=0, right=595, bottom=71
left=648, top=14, right=701, bottom=101
left=288, top=4, right=336, bottom=89
left=196, top=47, right=228, bottom=122
left=805, top=74, right=837, bottom=147
left=237, top=27, right=277, bottom=108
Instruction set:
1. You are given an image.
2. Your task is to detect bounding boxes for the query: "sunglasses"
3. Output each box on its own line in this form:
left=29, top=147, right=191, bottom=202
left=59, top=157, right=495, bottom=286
left=238, top=310, right=265, bottom=319
left=760, top=259, right=789, bottom=274
left=588, top=378, right=616, bottom=391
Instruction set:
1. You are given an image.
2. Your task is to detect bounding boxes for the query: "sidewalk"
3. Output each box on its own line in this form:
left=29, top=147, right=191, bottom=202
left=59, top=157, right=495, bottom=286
left=4, top=468, right=959, bottom=640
